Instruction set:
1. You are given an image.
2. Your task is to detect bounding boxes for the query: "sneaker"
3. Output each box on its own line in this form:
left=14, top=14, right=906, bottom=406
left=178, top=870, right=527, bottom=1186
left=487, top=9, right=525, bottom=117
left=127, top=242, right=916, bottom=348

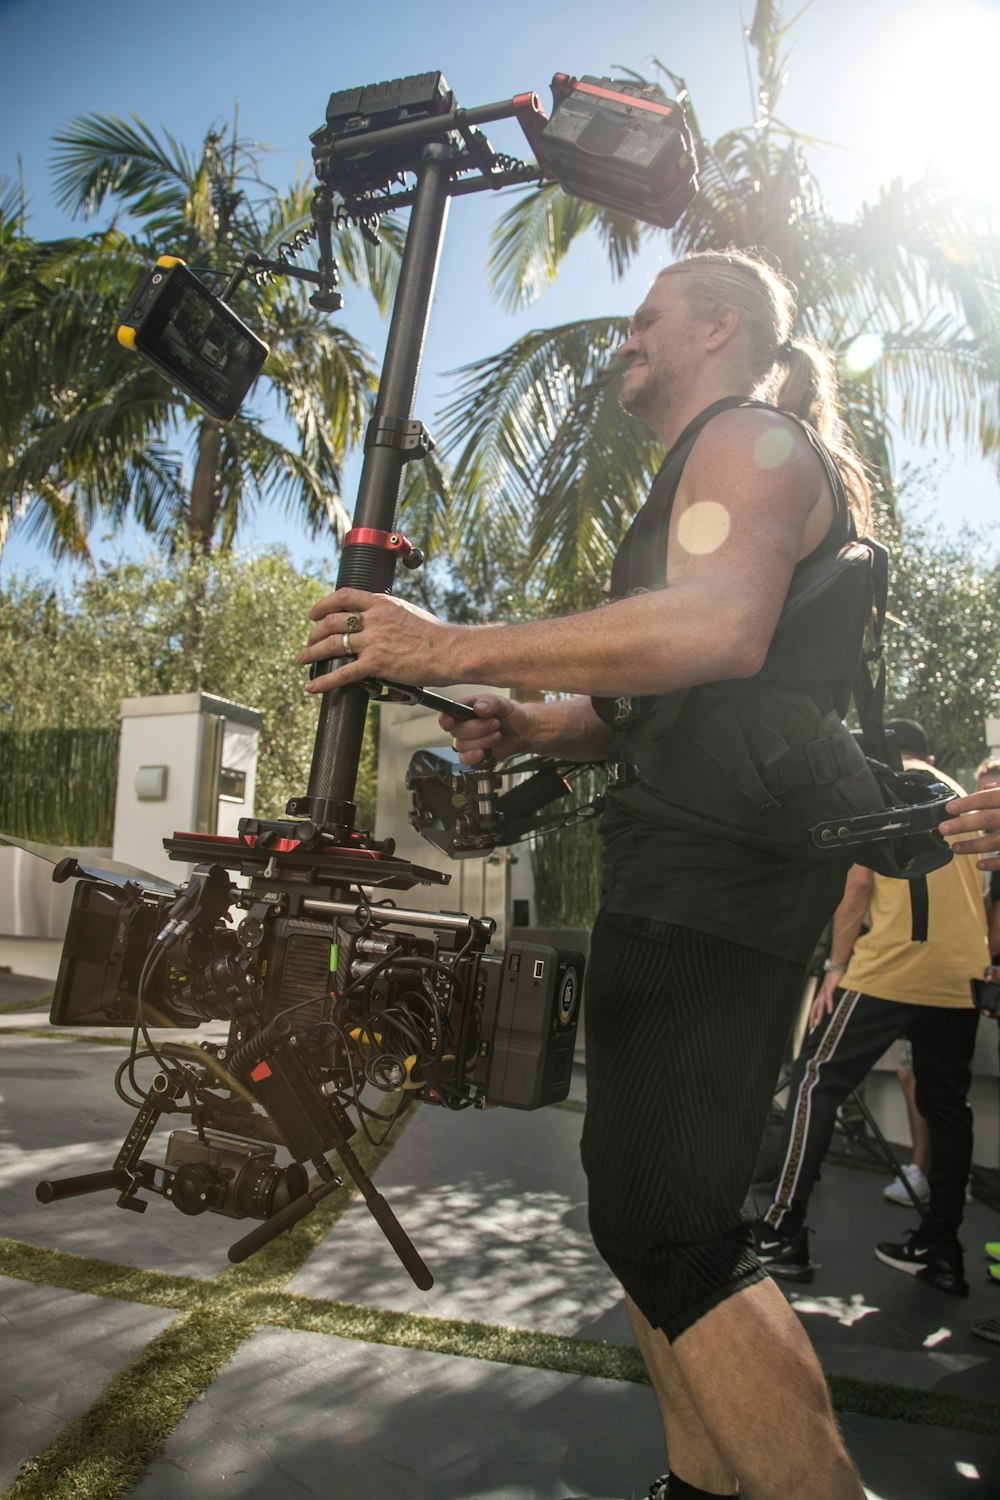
left=754, top=1223, right=815, bottom=1283
left=883, top=1162, right=930, bottom=1206
left=875, top=1232, right=969, bottom=1295
left=971, top=1315, right=1000, bottom=1345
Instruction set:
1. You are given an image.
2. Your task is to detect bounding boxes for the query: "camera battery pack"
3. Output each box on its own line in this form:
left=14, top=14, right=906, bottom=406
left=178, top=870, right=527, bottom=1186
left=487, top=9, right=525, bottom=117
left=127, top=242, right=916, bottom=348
left=541, top=75, right=697, bottom=229
left=483, top=942, right=582, bottom=1109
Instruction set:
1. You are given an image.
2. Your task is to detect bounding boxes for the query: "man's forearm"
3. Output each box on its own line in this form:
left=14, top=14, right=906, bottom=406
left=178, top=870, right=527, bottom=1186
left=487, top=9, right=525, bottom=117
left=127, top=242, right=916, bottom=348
left=445, top=585, right=766, bottom=699
left=828, top=869, right=873, bottom=969
left=525, top=696, right=616, bottom=760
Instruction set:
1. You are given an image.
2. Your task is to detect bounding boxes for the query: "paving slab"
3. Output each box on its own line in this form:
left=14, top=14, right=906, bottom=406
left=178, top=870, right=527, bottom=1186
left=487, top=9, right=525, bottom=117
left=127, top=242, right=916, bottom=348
left=753, top=1163, right=1000, bottom=1403
left=5, top=1021, right=1000, bottom=1500
left=120, top=1324, right=1000, bottom=1500
left=0, top=1036, right=244, bottom=1276
left=124, top=1323, right=664, bottom=1500
left=287, top=1093, right=630, bottom=1345
left=0, top=973, right=52, bottom=1009
left=0, top=1275, right=176, bottom=1490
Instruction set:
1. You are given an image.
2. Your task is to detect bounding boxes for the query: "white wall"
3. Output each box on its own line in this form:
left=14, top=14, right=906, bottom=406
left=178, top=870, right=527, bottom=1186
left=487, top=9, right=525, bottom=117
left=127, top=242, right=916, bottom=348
left=112, top=693, right=262, bottom=882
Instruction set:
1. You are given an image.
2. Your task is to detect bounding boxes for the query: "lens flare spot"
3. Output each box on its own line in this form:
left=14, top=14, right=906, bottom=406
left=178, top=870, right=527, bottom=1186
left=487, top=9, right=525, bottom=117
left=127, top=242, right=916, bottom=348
left=753, top=426, right=794, bottom=471
left=676, top=500, right=731, bottom=556
left=955, top=1462, right=981, bottom=1480
left=841, top=333, right=884, bottom=377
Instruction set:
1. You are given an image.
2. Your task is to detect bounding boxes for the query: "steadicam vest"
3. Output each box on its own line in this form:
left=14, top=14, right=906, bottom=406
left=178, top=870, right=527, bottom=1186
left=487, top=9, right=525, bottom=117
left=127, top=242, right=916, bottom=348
left=592, top=398, right=952, bottom=894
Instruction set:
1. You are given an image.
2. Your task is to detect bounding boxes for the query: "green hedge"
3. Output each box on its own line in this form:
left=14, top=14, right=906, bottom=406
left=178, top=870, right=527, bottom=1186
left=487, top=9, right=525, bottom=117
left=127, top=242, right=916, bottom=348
left=529, top=767, right=604, bottom=929
left=0, top=729, right=119, bottom=846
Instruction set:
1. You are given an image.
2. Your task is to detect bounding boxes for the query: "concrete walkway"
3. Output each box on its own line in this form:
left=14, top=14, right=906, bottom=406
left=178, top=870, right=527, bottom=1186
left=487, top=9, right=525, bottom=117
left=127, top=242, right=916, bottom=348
left=1, top=968, right=998, bottom=1499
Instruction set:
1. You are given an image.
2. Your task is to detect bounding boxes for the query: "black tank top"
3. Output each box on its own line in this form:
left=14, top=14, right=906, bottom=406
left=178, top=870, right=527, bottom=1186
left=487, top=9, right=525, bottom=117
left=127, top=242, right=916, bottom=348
left=596, top=398, right=853, bottom=965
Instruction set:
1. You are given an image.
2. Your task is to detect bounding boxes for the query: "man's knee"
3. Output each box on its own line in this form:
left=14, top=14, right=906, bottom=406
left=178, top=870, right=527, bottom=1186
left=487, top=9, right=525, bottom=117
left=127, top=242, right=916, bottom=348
left=594, top=1221, right=762, bottom=1341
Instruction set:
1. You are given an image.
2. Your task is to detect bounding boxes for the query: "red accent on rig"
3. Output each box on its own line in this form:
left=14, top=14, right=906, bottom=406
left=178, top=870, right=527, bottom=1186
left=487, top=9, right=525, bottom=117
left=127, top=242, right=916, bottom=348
left=512, top=91, right=549, bottom=165
left=240, top=835, right=303, bottom=854
left=251, top=1061, right=273, bottom=1082
left=344, top=527, right=416, bottom=558
left=571, top=78, right=675, bottom=118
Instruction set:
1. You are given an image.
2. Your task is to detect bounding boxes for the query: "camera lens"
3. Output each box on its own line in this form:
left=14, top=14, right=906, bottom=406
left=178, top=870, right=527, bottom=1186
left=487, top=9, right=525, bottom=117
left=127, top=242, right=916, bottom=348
left=230, top=1159, right=309, bottom=1220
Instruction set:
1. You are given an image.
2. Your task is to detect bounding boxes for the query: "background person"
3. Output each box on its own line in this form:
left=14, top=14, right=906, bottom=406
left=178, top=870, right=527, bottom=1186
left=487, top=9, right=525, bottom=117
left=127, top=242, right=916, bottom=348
left=756, top=723, right=987, bottom=1295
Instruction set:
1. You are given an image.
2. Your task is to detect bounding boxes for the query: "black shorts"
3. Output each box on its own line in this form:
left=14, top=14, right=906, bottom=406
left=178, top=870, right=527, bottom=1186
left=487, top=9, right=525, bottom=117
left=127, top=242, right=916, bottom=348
left=580, top=910, right=805, bottom=1340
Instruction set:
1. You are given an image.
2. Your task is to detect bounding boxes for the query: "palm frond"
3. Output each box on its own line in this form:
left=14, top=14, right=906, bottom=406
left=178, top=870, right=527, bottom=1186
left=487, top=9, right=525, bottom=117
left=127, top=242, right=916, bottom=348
left=50, top=113, right=196, bottom=220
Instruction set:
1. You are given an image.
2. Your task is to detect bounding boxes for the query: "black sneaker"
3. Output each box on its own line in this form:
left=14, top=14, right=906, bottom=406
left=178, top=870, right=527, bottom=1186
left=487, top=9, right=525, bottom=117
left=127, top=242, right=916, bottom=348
left=874, top=1232, right=969, bottom=1295
left=971, top=1315, right=1000, bottom=1345
left=754, top=1223, right=814, bottom=1283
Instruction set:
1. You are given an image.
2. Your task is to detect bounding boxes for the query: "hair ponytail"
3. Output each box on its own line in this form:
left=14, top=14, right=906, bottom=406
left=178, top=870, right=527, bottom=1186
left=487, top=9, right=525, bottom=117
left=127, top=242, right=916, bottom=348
left=775, top=339, right=872, bottom=535
left=660, top=251, right=873, bottom=535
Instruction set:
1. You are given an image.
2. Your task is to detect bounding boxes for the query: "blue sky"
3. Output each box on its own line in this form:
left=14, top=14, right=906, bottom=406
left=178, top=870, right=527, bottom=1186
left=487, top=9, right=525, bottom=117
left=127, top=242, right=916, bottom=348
left=2, top=0, right=999, bottom=583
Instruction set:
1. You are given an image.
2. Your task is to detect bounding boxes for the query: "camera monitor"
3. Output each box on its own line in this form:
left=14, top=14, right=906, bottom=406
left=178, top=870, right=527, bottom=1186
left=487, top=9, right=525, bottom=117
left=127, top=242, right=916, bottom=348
left=118, top=259, right=269, bottom=421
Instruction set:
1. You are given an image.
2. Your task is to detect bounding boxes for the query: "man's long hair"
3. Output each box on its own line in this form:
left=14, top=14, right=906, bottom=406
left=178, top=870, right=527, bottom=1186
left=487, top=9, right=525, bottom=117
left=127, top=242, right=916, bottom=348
left=659, top=249, right=873, bottom=534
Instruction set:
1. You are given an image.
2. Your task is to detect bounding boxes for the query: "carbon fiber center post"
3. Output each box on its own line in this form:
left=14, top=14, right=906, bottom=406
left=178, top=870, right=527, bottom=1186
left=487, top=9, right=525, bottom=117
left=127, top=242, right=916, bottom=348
left=300, top=144, right=453, bottom=833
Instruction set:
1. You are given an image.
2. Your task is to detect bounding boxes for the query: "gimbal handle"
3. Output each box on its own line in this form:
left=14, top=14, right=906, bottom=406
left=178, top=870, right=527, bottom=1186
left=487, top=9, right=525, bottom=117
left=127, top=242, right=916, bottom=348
left=363, top=679, right=478, bottom=720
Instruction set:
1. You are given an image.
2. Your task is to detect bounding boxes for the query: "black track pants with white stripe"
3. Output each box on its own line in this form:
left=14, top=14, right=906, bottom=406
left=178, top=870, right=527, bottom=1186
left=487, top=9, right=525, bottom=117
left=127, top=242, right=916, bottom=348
left=762, top=988, right=978, bottom=1247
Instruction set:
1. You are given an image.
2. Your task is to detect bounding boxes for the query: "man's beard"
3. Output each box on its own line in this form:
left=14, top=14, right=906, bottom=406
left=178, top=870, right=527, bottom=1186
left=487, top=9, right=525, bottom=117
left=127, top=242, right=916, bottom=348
left=617, top=346, right=689, bottom=429
left=619, top=359, right=677, bottom=425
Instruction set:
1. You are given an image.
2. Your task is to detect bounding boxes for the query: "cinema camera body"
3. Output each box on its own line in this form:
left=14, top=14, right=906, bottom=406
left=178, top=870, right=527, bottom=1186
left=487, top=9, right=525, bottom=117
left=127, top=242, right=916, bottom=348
left=35, top=70, right=698, bottom=1285
left=44, top=808, right=584, bottom=1282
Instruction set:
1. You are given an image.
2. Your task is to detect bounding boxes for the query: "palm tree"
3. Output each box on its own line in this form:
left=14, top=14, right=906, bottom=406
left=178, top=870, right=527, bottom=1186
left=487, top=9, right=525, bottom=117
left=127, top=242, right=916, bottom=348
left=440, top=0, right=1000, bottom=607
left=1, top=109, right=403, bottom=571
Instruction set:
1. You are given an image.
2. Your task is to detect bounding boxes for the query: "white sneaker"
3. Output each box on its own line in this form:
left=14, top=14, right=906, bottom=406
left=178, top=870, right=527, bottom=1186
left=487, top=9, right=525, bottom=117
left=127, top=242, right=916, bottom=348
left=883, top=1162, right=930, bottom=1206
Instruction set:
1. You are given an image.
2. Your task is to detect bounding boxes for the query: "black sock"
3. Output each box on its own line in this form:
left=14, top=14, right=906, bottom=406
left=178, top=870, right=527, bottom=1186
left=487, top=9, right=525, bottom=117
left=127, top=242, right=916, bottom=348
left=668, top=1475, right=738, bottom=1499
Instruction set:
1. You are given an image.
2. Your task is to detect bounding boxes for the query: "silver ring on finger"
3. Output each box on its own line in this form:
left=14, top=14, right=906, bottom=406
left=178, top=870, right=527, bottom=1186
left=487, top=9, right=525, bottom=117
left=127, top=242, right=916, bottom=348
left=342, top=631, right=354, bottom=655
left=345, top=612, right=363, bottom=633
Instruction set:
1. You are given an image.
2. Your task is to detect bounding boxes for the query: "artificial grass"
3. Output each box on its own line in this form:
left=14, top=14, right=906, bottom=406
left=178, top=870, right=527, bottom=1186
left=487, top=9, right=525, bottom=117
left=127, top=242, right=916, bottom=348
left=4, top=1231, right=1000, bottom=1454
left=0, top=996, right=53, bottom=1015
left=5, top=1309, right=255, bottom=1500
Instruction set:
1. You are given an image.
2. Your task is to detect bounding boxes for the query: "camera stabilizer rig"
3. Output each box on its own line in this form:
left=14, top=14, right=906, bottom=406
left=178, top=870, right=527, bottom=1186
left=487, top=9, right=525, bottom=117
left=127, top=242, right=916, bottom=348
left=35, top=71, right=698, bottom=1285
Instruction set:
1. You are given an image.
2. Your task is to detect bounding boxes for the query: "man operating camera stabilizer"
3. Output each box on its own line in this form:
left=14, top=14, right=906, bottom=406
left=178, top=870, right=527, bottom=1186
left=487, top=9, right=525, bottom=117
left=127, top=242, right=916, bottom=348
left=301, top=250, right=875, bottom=1500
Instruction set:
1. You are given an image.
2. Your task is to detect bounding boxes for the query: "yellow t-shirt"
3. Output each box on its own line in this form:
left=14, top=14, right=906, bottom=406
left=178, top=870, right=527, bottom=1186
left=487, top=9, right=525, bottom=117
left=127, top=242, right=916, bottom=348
left=842, top=764, right=988, bottom=1008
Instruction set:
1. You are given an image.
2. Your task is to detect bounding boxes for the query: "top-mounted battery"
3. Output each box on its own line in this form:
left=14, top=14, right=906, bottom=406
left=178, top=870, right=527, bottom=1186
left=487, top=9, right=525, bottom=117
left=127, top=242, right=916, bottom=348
left=541, top=74, right=698, bottom=229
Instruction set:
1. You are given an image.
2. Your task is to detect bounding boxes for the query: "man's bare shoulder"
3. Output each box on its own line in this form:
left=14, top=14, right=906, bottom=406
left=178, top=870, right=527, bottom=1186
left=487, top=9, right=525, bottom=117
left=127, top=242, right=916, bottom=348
left=677, top=405, right=823, bottom=514
left=686, top=404, right=816, bottom=475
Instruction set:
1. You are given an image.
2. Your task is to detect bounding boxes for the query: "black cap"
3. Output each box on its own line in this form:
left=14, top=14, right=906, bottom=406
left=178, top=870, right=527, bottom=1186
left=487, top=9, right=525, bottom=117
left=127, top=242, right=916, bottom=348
left=885, top=718, right=930, bottom=759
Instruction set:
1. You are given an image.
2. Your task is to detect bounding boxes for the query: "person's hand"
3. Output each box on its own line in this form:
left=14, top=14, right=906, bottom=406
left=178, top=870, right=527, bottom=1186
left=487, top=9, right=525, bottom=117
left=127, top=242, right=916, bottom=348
left=438, top=695, right=540, bottom=765
left=971, top=966, right=995, bottom=1014
left=939, top=788, right=1000, bottom=870
left=807, top=971, right=843, bottom=1033
left=299, top=587, right=461, bottom=692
